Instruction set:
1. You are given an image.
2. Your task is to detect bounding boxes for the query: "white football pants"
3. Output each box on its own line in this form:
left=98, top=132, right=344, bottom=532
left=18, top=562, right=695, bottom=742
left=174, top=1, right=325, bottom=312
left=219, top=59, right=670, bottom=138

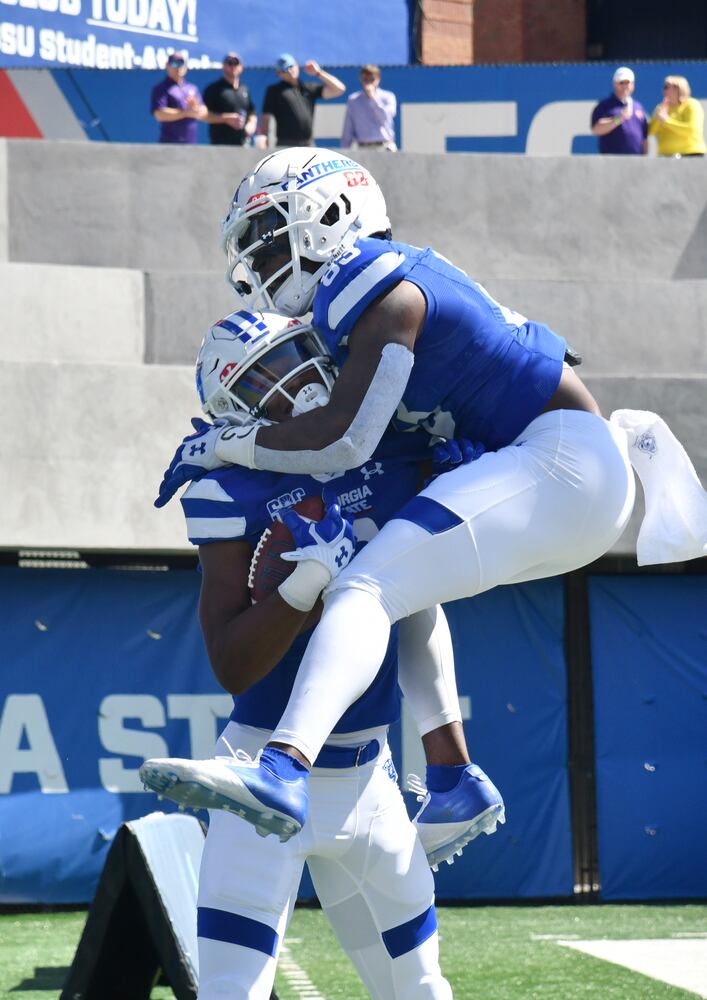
left=272, top=409, right=635, bottom=764
left=197, top=722, right=453, bottom=1000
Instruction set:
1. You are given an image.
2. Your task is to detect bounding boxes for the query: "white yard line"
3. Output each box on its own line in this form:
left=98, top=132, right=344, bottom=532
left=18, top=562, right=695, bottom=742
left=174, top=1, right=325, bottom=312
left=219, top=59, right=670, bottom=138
left=278, top=943, right=327, bottom=1000
left=557, top=939, right=707, bottom=998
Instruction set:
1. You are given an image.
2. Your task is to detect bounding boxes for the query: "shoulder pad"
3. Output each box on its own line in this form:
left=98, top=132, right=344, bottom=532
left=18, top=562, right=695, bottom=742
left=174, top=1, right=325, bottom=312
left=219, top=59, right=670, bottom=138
left=314, top=238, right=407, bottom=339
left=180, top=470, right=250, bottom=545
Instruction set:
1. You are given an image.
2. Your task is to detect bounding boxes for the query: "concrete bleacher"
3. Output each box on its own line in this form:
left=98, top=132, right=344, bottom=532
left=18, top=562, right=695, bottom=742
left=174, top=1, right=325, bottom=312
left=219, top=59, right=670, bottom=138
left=1, top=138, right=705, bottom=555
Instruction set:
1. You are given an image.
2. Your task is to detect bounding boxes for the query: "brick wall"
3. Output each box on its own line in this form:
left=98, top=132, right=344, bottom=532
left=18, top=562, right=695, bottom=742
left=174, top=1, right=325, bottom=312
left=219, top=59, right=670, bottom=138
left=473, top=0, right=524, bottom=63
left=419, top=0, right=474, bottom=65
left=523, top=0, right=586, bottom=62
left=419, top=0, right=586, bottom=64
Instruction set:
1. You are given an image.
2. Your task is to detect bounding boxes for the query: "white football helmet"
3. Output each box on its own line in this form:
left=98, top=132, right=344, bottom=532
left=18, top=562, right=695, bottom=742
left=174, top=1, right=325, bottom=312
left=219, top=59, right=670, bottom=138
left=196, top=309, right=336, bottom=423
left=221, top=147, right=390, bottom=317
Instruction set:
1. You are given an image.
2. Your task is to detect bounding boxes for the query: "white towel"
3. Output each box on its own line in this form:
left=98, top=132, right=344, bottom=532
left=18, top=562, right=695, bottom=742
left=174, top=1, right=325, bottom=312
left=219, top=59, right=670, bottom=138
left=610, top=409, right=707, bottom=566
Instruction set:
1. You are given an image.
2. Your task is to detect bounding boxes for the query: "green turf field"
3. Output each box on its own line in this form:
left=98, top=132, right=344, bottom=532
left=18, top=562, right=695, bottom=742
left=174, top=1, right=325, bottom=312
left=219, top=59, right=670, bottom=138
left=1, top=903, right=705, bottom=999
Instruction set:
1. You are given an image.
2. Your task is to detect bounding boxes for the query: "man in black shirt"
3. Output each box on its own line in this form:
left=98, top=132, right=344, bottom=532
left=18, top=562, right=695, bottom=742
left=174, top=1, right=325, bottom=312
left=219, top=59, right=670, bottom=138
left=260, top=53, right=345, bottom=148
left=203, top=52, right=257, bottom=146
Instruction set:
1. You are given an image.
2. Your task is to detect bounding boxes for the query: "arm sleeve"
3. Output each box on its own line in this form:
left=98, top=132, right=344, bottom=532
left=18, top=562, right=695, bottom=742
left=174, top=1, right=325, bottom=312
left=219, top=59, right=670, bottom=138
left=398, top=605, right=462, bottom=735
left=252, top=343, right=414, bottom=474
left=262, top=86, right=276, bottom=115
left=661, top=100, right=704, bottom=135
left=150, top=86, right=168, bottom=113
left=202, top=82, right=215, bottom=110
left=647, top=112, right=660, bottom=136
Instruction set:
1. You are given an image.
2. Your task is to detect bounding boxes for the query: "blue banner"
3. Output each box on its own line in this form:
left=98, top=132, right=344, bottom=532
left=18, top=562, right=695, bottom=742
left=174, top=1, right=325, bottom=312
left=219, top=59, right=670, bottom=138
left=0, top=565, right=229, bottom=903
left=0, top=565, right=572, bottom=903
left=589, top=574, right=707, bottom=901
left=2, top=59, right=701, bottom=154
left=0, top=0, right=411, bottom=69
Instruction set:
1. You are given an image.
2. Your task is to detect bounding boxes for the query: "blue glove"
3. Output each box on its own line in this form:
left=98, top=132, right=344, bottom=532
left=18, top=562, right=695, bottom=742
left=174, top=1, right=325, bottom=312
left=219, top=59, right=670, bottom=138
left=431, top=438, right=485, bottom=478
left=280, top=502, right=356, bottom=578
left=155, top=418, right=226, bottom=509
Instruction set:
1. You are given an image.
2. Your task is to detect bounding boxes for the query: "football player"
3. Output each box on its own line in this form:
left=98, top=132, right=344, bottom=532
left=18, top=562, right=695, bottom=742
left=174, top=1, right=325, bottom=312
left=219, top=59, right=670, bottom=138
left=151, top=148, right=635, bottom=844
left=143, top=309, right=502, bottom=998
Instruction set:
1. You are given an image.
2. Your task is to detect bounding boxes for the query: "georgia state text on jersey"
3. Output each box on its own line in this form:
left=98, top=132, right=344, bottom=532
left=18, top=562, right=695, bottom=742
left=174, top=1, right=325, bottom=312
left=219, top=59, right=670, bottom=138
left=313, top=238, right=569, bottom=449
left=179, top=429, right=430, bottom=734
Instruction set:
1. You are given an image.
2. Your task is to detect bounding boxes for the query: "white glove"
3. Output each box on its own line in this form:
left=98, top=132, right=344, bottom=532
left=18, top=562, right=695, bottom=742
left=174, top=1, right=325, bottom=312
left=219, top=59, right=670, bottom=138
left=277, top=502, right=356, bottom=612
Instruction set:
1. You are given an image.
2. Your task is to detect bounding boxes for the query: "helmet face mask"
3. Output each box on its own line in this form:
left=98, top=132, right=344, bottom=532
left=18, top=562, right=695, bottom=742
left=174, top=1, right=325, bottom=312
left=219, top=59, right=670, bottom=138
left=196, top=310, right=336, bottom=424
left=222, top=148, right=390, bottom=317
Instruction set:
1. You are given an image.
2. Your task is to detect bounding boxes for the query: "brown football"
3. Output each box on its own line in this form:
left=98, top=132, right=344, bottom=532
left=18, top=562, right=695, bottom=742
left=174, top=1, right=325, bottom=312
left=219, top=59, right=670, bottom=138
left=248, top=495, right=326, bottom=603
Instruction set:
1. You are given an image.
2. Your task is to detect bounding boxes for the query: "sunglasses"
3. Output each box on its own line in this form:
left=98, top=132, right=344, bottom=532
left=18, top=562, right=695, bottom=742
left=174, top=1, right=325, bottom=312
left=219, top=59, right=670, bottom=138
left=168, top=57, right=185, bottom=66
left=225, top=58, right=240, bottom=66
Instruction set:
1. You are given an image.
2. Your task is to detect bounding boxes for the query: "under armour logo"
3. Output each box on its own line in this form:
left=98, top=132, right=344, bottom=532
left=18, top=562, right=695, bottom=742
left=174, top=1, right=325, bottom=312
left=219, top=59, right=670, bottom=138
left=635, top=432, right=657, bottom=457
left=360, top=462, right=383, bottom=480
left=189, top=442, right=207, bottom=456
left=335, top=545, right=349, bottom=568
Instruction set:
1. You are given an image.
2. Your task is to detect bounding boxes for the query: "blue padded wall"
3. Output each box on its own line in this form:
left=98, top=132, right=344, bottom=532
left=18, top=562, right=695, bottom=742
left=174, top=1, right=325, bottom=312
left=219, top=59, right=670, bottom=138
left=430, top=581, right=573, bottom=899
left=0, top=567, right=572, bottom=903
left=589, top=574, right=707, bottom=900
left=0, top=566, right=222, bottom=903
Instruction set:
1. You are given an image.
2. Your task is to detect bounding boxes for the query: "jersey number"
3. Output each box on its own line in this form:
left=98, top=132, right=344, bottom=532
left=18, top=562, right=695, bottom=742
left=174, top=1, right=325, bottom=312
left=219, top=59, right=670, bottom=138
left=343, top=170, right=369, bottom=187
left=321, top=247, right=361, bottom=287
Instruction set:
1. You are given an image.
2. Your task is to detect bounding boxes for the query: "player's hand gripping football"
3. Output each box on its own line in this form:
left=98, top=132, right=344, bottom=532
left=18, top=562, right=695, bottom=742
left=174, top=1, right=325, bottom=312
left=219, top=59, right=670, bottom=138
left=277, top=500, right=356, bottom=612
left=155, top=415, right=264, bottom=508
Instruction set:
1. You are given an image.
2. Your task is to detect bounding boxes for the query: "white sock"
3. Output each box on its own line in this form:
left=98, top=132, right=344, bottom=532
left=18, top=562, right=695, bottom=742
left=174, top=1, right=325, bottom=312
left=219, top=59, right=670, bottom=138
left=398, top=606, right=462, bottom=736
left=271, top=588, right=392, bottom=763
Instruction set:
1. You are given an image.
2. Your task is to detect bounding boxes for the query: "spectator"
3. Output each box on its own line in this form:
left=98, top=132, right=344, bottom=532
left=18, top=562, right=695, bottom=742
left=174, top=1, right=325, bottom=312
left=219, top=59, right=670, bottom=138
left=150, top=50, right=206, bottom=144
left=260, top=53, right=345, bottom=148
left=341, top=63, right=397, bottom=151
left=648, top=75, right=706, bottom=157
left=203, top=52, right=257, bottom=146
left=591, top=66, right=647, bottom=155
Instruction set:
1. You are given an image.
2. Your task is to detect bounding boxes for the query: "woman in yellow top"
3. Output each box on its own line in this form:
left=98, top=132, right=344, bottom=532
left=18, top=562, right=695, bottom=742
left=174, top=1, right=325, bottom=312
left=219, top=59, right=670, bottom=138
left=648, top=75, right=705, bottom=156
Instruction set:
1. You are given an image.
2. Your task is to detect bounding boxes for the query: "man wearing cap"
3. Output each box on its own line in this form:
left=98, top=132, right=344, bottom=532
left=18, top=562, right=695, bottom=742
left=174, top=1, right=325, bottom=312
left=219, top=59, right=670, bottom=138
left=260, top=54, right=345, bottom=148
left=591, top=67, right=648, bottom=155
left=150, top=50, right=207, bottom=144
left=203, top=52, right=257, bottom=147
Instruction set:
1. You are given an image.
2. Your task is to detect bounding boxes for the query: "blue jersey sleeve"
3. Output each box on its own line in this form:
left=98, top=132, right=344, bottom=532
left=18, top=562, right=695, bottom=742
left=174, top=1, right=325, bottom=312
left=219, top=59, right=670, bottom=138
left=180, top=467, right=279, bottom=546
left=313, top=237, right=409, bottom=360
left=180, top=471, right=249, bottom=546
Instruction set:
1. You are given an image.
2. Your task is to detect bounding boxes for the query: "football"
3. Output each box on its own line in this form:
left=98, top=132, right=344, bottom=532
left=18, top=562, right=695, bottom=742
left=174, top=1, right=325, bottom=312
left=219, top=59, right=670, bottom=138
left=248, top=495, right=326, bottom=603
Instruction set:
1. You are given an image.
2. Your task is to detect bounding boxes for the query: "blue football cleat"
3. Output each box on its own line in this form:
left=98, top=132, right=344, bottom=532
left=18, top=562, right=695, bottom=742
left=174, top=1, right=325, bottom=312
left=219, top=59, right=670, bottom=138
left=139, top=751, right=308, bottom=842
left=408, top=763, right=506, bottom=871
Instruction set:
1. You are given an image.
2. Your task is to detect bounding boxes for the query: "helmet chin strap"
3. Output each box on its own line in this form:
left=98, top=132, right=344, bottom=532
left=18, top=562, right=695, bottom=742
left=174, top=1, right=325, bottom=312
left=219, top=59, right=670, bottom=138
left=292, top=382, right=330, bottom=416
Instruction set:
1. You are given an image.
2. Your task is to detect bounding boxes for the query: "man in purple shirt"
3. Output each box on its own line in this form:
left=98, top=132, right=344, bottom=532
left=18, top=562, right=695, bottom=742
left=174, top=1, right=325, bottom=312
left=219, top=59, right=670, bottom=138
left=341, top=64, right=397, bottom=151
left=150, top=50, right=207, bottom=144
left=591, top=66, right=648, bottom=155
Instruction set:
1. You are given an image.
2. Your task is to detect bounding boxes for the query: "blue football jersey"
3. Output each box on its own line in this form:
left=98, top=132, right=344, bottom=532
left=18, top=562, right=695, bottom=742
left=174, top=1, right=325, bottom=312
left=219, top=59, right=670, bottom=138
left=313, top=238, right=568, bottom=449
left=180, top=428, right=431, bottom=733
